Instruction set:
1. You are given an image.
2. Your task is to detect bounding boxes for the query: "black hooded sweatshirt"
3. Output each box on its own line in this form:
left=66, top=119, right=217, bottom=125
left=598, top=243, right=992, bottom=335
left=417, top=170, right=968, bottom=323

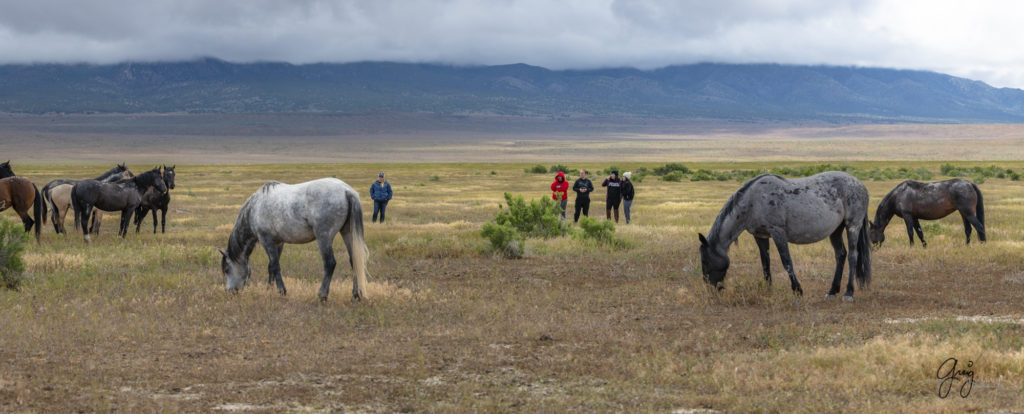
left=573, top=177, right=594, bottom=200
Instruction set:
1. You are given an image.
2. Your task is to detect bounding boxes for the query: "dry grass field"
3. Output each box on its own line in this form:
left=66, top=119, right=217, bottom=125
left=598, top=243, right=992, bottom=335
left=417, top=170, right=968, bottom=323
left=1, top=117, right=1023, bottom=412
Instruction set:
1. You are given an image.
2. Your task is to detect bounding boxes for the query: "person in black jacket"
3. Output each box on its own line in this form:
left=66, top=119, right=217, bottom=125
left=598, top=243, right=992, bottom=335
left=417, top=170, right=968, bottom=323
left=621, top=171, right=635, bottom=224
left=572, top=169, right=594, bottom=222
left=602, top=170, right=622, bottom=223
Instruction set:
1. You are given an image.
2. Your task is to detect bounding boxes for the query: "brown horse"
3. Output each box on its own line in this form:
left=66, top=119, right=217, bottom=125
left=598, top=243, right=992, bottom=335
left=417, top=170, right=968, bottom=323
left=0, top=177, right=43, bottom=242
left=869, top=178, right=985, bottom=247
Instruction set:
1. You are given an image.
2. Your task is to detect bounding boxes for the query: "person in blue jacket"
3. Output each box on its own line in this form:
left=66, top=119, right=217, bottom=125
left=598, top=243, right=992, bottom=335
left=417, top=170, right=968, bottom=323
left=370, top=172, right=393, bottom=223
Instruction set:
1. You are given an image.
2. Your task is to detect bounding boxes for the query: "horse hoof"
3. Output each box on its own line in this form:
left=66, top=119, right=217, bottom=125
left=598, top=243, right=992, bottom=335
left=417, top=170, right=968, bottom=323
left=825, top=294, right=836, bottom=300
left=318, top=296, right=327, bottom=302
left=842, top=295, right=854, bottom=302
left=278, top=289, right=287, bottom=295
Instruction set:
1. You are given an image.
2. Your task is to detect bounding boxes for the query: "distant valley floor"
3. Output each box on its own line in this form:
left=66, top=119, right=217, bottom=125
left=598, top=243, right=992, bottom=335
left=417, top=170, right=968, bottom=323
left=3, top=113, right=1024, bottom=164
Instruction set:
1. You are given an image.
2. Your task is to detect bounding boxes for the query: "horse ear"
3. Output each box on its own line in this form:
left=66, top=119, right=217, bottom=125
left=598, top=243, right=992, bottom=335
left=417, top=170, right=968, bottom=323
left=698, top=233, right=709, bottom=246
left=218, top=248, right=228, bottom=257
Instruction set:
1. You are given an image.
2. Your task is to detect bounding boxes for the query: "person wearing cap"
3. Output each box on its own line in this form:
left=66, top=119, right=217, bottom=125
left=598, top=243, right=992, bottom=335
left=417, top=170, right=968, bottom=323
left=621, top=171, right=635, bottom=224
left=370, top=172, right=393, bottom=223
left=602, top=170, right=622, bottom=223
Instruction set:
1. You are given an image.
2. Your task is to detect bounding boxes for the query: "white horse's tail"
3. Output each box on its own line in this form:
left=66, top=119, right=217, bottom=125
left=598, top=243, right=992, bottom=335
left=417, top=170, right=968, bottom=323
left=342, top=189, right=370, bottom=299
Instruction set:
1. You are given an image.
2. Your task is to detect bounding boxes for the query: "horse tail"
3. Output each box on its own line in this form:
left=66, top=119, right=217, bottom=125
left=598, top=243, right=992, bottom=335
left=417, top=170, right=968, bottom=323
left=856, top=215, right=872, bottom=289
left=342, top=189, right=370, bottom=299
left=32, top=183, right=43, bottom=242
left=972, top=183, right=985, bottom=229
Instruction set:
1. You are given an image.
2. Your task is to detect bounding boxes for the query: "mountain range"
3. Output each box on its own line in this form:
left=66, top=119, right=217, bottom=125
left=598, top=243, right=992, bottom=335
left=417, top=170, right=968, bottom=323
left=2, top=58, right=1024, bottom=123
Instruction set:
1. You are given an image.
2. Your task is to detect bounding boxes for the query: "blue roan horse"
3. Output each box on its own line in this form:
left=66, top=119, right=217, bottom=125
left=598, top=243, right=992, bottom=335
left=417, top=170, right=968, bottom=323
left=699, top=172, right=872, bottom=301
left=219, top=178, right=370, bottom=301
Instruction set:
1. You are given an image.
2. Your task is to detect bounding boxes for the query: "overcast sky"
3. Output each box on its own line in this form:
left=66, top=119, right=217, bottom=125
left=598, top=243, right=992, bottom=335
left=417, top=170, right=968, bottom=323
left=2, top=0, right=1023, bottom=88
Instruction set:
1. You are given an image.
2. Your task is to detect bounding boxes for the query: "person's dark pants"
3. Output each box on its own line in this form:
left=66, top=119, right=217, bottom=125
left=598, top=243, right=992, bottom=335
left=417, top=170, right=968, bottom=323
left=559, top=198, right=567, bottom=219
left=373, top=200, right=389, bottom=223
left=574, top=198, right=590, bottom=222
left=606, top=197, right=621, bottom=222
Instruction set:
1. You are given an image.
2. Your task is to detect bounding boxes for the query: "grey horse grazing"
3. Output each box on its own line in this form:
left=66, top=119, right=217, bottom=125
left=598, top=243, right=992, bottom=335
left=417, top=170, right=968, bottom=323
left=698, top=172, right=872, bottom=301
left=219, top=178, right=370, bottom=301
left=869, top=179, right=985, bottom=247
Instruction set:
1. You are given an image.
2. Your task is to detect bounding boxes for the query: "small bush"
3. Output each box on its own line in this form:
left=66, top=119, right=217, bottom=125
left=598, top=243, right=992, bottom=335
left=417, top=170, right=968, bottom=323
left=480, top=222, right=524, bottom=258
left=654, top=163, right=691, bottom=175
left=0, top=217, right=29, bottom=290
left=430, top=175, right=440, bottom=181
left=574, top=216, right=628, bottom=247
left=493, top=193, right=567, bottom=238
left=549, top=164, right=570, bottom=174
left=526, top=165, right=547, bottom=174
left=662, top=171, right=685, bottom=182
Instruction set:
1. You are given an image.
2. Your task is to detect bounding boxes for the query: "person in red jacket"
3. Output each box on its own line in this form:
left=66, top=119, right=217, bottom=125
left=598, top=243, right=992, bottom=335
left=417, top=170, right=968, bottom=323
left=551, top=171, right=569, bottom=219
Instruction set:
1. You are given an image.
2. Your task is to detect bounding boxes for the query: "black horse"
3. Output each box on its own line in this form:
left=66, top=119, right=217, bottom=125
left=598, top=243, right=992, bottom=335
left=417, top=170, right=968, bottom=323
left=42, top=162, right=132, bottom=234
left=870, top=179, right=985, bottom=247
left=134, top=165, right=175, bottom=233
left=71, top=167, right=167, bottom=242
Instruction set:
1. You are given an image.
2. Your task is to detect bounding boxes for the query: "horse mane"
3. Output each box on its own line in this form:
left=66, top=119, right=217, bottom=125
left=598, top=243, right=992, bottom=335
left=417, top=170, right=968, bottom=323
left=709, top=174, right=779, bottom=243
left=874, top=181, right=912, bottom=224
left=95, top=164, right=128, bottom=181
left=226, top=193, right=258, bottom=260
left=260, top=181, right=282, bottom=193
left=132, top=168, right=163, bottom=189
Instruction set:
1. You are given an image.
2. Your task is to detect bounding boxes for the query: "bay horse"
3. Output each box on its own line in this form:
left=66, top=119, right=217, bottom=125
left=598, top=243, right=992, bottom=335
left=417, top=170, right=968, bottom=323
left=42, top=163, right=133, bottom=234
left=869, top=179, right=985, bottom=247
left=219, top=178, right=369, bottom=301
left=0, top=161, right=45, bottom=242
left=699, top=172, right=872, bottom=301
left=71, top=167, right=166, bottom=241
left=134, top=165, right=175, bottom=233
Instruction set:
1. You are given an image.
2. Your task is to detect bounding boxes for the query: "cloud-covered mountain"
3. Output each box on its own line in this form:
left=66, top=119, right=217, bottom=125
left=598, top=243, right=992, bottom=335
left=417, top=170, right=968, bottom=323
left=2, top=58, right=1024, bottom=122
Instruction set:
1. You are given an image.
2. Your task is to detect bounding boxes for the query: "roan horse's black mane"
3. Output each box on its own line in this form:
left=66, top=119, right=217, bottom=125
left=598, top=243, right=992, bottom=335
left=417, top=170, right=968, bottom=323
left=709, top=174, right=781, bottom=242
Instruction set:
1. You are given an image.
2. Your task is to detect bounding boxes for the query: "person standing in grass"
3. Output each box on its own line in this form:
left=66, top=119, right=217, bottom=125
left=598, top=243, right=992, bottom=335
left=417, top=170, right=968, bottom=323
left=621, top=171, right=635, bottom=224
left=572, top=170, right=594, bottom=222
left=550, top=171, right=569, bottom=219
left=602, top=170, right=622, bottom=223
left=370, top=172, right=393, bottom=223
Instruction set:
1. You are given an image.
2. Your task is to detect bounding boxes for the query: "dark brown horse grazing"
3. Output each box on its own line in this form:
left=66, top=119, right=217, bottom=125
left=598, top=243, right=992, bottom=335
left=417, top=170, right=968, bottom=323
left=870, top=179, right=985, bottom=247
left=0, top=162, right=45, bottom=242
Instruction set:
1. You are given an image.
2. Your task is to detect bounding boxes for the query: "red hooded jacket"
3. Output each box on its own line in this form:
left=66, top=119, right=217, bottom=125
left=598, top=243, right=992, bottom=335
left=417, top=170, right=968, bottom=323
left=551, top=171, right=569, bottom=200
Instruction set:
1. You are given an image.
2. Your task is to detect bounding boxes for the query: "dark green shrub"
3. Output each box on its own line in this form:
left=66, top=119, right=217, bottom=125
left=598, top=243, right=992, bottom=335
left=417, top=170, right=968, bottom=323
left=549, top=164, right=570, bottom=174
left=574, top=216, right=628, bottom=247
left=492, top=193, right=567, bottom=239
left=0, top=217, right=28, bottom=290
left=480, top=222, right=524, bottom=258
left=526, top=164, right=547, bottom=174
left=662, top=171, right=685, bottom=182
left=654, top=163, right=691, bottom=175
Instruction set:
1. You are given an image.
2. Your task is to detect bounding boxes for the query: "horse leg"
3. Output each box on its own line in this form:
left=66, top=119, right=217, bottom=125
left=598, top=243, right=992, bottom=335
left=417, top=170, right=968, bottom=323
left=316, top=234, right=338, bottom=301
left=259, top=238, right=286, bottom=295
left=843, top=223, right=863, bottom=301
left=16, top=208, right=33, bottom=233
left=755, top=236, right=771, bottom=285
left=827, top=226, right=847, bottom=298
left=119, top=209, right=133, bottom=238
left=966, top=214, right=985, bottom=243
left=771, top=234, right=802, bottom=295
left=903, top=215, right=916, bottom=245
left=154, top=208, right=160, bottom=234
left=912, top=218, right=927, bottom=247
left=79, top=204, right=93, bottom=242
left=960, top=213, right=973, bottom=244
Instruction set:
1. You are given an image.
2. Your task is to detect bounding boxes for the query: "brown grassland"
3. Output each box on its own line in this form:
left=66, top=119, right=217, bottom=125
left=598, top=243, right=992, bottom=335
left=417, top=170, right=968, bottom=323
left=1, top=116, right=1023, bottom=412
